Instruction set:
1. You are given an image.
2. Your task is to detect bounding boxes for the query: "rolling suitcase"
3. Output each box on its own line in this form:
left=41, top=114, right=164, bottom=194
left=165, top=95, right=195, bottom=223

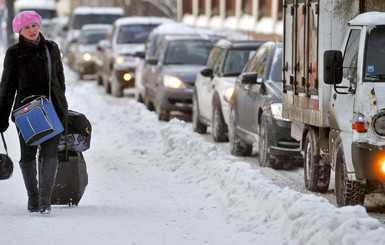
left=39, top=150, right=88, bottom=206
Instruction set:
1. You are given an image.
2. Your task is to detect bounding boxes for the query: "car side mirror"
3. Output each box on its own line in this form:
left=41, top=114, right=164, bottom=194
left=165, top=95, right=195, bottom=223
left=324, top=50, right=343, bottom=85
left=240, top=72, right=258, bottom=84
left=200, top=67, right=213, bottom=78
left=146, top=56, right=158, bottom=65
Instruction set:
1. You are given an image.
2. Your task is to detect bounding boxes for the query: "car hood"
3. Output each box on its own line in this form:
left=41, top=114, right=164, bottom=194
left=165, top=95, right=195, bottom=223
left=115, top=44, right=145, bottom=55
left=78, top=44, right=97, bottom=53
left=163, top=65, right=205, bottom=85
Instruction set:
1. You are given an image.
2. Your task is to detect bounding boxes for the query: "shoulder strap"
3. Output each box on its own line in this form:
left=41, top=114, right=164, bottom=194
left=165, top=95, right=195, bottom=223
left=45, top=47, right=52, bottom=101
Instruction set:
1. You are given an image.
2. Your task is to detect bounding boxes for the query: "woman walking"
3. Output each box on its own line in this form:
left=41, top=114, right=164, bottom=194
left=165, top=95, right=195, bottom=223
left=0, top=11, right=68, bottom=214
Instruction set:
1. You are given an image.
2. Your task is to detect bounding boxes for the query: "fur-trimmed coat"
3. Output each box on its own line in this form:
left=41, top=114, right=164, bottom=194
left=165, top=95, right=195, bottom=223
left=0, top=33, right=68, bottom=131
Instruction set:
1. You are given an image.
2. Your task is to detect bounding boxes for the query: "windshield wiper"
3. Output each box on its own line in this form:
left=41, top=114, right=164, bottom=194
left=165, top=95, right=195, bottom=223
left=366, top=74, right=385, bottom=81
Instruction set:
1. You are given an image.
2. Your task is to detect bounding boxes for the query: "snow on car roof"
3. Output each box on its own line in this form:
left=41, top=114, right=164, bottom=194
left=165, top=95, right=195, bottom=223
left=73, top=6, right=124, bottom=15
left=349, top=11, right=385, bottom=26
left=114, top=16, right=174, bottom=26
left=154, top=22, right=216, bottom=36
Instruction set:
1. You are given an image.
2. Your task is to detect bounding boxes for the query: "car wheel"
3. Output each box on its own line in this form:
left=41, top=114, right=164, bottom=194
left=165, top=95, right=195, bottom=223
left=155, top=93, right=170, bottom=121
left=104, top=75, right=111, bottom=94
left=229, top=105, right=252, bottom=156
left=111, top=71, right=123, bottom=97
left=144, top=88, right=154, bottom=111
left=211, top=96, right=228, bottom=142
left=192, top=91, right=207, bottom=134
left=97, top=75, right=103, bottom=86
left=258, top=114, right=274, bottom=167
left=335, top=143, right=365, bottom=207
left=303, top=131, right=331, bottom=192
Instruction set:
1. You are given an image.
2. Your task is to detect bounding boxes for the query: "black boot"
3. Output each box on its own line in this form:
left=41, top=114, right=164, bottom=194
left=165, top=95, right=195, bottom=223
left=39, top=157, right=58, bottom=214
left=19, top=160, right=39, bottom=212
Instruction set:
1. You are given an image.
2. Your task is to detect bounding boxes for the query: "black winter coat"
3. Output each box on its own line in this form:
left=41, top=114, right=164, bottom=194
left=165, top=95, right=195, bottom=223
left=0, top=33, right=68, bottom=128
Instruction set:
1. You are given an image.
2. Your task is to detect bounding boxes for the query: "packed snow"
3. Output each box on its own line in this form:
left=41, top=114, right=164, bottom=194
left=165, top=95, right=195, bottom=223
left=1, top=60, right=385, bottom=244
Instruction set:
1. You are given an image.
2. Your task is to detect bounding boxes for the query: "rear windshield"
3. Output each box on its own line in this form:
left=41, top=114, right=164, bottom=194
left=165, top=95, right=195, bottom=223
left=117, top=24, right=159, bottom=44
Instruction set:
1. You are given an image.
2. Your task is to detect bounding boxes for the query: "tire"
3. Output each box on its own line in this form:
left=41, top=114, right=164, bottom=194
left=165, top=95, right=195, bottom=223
left=335, top=144, right=365, bottom=207
left=111, top=72, right=123, bottom=97
left=229, top=106, right=252, bottom=156
left=192, top=91, right=207, bottom=134
left=104, top=76, right=111, bottom=94
left=155, top=94, right=170, bottom=121
left=303, top=131, right=331, bottom=192
left=211, top=96, right=228, bottom=142
left=258, top=114, right=274, bottom=168
left=144, top=88, right=154, bottom=111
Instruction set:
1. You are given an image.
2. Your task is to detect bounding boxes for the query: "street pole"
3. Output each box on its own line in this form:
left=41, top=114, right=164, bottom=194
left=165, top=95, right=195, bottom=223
left=5, top=0, right=14, bottom=45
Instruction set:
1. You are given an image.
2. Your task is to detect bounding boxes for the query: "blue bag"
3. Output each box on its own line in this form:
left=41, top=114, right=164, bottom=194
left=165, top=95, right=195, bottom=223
left=12, top=47, right=63, bottom=146
left=13, top=95, right=64, bottom=146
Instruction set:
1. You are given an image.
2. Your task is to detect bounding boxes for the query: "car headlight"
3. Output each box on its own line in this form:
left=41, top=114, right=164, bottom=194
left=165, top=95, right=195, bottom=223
left=163, top=75, right=186, bottom=89
left=224, top=87, right=235, bottom=102
left=271, top=103, right=289, bottom=121
left=82, top=53, right=93, bottom=62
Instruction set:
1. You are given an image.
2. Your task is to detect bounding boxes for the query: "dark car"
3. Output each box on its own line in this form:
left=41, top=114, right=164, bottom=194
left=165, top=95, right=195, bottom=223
left=229, top=41, right=302, bottom=169
left=73, top=24, right=112, bottom=79
left=143, top=35, right=218, bottom=121
left=193, top=39, right=263, bottom=142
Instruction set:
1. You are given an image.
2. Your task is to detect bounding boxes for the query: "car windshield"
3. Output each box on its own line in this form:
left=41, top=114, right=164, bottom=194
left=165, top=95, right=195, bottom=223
left=73, top=14, right=122, bottom=29
left=223, top=49, right=256, bottom=76
left=364, top=25, right=385, bottom=82
left=117, top=24, right=159, bottom=44
left=164, top=40, right=213, bottom=65
left=79, top=29, right=109, bottom=44
left=269, top=47, right=283, bottom=81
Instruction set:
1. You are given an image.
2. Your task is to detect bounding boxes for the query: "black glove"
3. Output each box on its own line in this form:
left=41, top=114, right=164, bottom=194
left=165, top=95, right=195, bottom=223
left=0, top=120, right=9, bottom=133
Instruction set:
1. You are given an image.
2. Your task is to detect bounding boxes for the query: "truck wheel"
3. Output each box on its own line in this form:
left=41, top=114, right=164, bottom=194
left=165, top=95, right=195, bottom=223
left=212, top=96, right=228, bottom=142
left=303, top=132, right=331, bottom=192
left=155, top=94, right=170, bottom=121
left=335, top=144, right=365, bottom=207
left=258, top=114, right=274, bottom=167
left=192, top=91, right=207, bottom=134
left=229, top=106, right=252, bottom=156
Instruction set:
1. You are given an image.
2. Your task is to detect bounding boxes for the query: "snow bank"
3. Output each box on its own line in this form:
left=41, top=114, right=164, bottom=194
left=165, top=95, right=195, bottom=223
left=159, top=119, right=385, bottom=244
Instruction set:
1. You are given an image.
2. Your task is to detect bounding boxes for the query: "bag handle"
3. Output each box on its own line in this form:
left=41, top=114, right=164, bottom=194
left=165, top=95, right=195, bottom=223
left=1, top=133, right=9, bottom=156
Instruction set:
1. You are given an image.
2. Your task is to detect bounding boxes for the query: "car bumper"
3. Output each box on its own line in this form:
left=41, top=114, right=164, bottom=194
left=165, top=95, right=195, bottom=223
left=352, top=142, right=385, bottom=182
left=78, top=61, right=96, bottom=74
left=267, top=119, right=301, bottom=157
left=159, top=87, right=193, bottom=112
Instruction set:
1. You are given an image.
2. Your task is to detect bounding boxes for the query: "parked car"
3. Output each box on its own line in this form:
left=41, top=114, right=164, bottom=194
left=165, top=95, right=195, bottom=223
left=142, top=34, right=218, bottom=121
left=134, top=22, right=221, bottom=103
left=192, top=39, right=263, bottom=142
left=64, top=6, right=124, bottom=68
left=72, top=24, right=112, bottom=80
left=229, top=41, right=302, bottom=169
left=95, top=16, right=174, bottom=97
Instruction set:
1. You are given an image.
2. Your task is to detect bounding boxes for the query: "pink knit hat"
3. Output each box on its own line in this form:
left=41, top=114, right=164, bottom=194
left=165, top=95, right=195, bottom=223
left=12, top=11, right=42, bottom=33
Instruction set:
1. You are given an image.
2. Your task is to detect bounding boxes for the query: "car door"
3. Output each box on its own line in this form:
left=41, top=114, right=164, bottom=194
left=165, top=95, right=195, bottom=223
left=237, top=45, right=269, bottom=133
left=196, top=46, right=224, bottom=121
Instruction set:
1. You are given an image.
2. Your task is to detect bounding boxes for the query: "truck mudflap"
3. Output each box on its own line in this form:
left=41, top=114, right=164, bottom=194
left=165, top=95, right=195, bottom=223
left=352, top=142, right=385, bottom=182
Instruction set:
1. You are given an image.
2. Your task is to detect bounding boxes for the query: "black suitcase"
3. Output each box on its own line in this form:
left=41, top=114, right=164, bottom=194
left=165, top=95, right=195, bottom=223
left=39, top=151, right=88, bottom=206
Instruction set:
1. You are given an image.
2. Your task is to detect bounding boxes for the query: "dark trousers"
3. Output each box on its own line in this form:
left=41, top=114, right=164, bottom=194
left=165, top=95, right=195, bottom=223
left=18, top=130, right=61, bottom=162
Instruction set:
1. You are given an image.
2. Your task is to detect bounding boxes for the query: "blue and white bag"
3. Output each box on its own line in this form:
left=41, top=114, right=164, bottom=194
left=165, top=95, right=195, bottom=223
left=13, top=95, right=64, bottom=146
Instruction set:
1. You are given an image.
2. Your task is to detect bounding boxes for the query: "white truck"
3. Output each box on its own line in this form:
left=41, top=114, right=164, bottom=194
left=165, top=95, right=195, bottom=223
left=282, top=0, right=385, bottom=206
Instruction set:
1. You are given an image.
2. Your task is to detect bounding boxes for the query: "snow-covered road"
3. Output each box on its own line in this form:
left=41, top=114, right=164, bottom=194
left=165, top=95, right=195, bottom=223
left=1, top=66, right=385, bottom=244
